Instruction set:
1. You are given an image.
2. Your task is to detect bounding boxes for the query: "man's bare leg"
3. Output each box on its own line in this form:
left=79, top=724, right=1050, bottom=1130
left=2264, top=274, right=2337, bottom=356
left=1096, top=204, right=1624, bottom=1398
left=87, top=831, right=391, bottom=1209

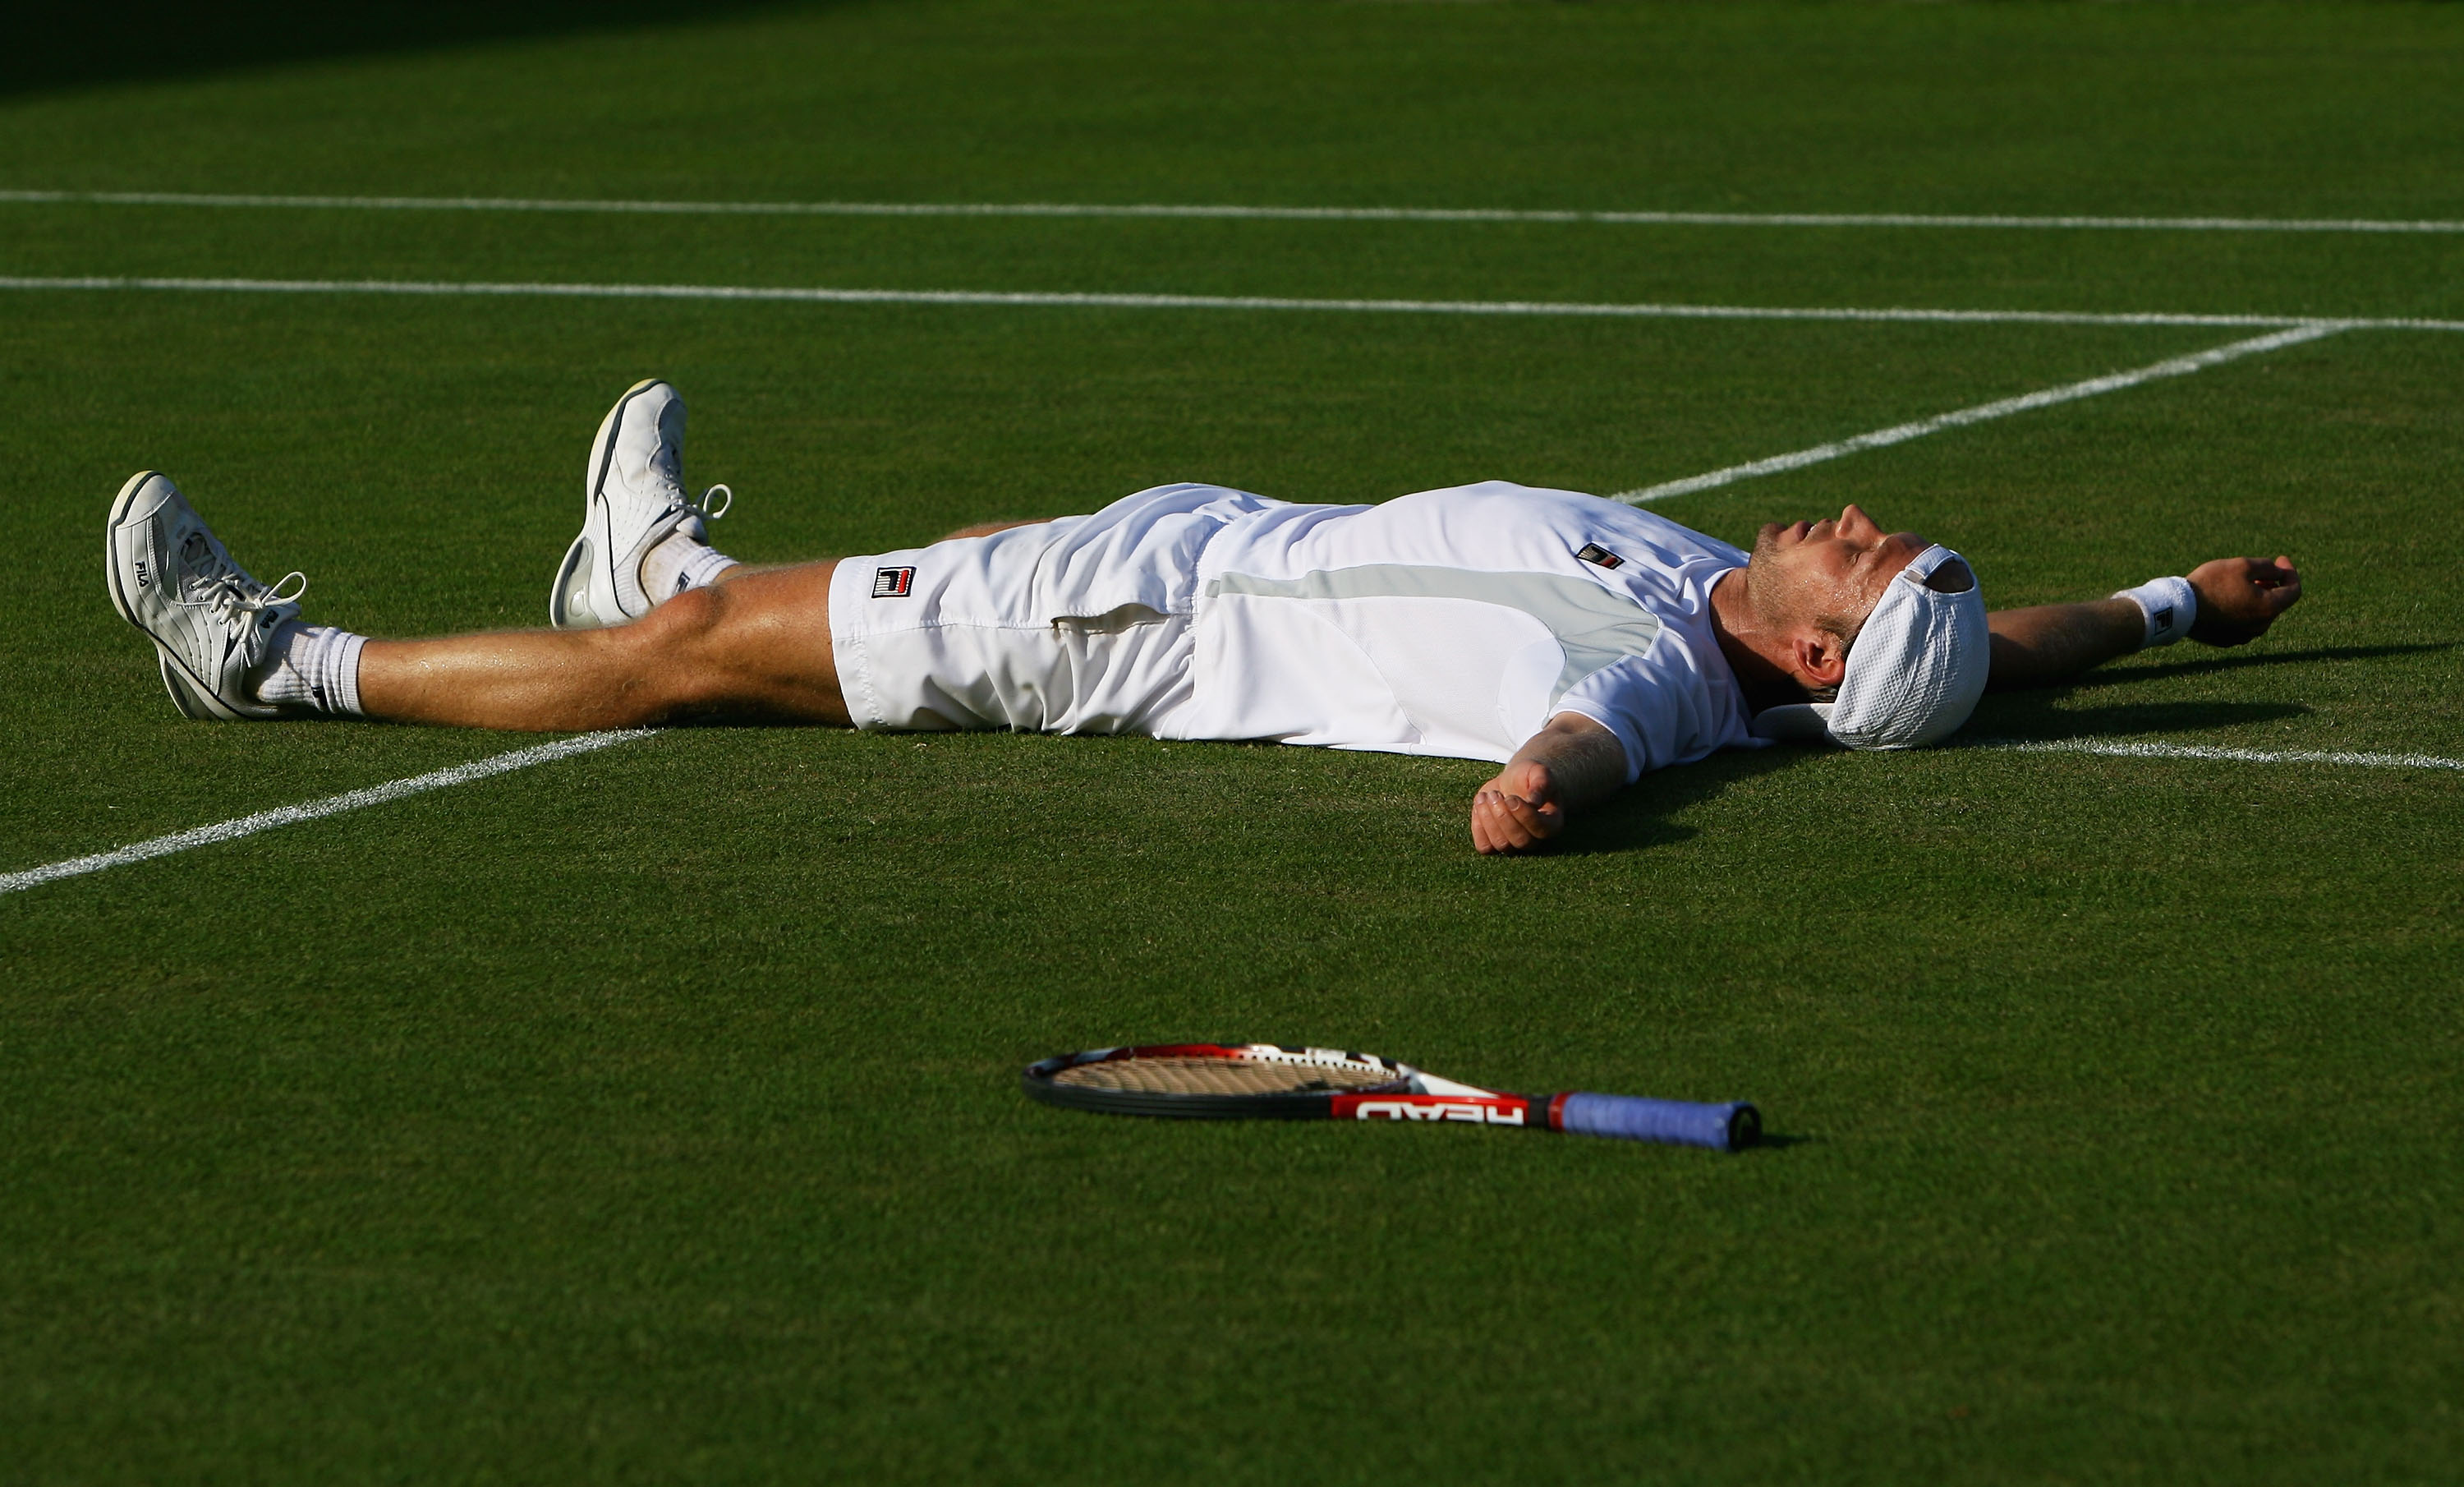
left=107, top=456, right=1019, bottom=732
left=358, top=559, right=851, bottom=730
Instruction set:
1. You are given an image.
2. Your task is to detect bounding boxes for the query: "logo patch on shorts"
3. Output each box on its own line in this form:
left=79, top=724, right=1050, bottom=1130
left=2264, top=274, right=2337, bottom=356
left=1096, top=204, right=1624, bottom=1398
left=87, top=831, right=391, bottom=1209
left=871, top=566, right=916, bottom=598
left=1576, top=542, right=1626, bottom=570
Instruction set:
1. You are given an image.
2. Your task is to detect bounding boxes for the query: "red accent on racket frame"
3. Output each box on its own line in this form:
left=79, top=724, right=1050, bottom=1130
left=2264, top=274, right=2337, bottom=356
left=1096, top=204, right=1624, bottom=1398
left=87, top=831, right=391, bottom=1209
left=1330, top=1093, right=1542, bottom=1128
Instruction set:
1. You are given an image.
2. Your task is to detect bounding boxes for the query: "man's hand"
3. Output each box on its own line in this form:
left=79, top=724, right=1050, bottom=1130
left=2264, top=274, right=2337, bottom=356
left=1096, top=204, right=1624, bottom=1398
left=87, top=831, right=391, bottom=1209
left=1469, top=713, right=1628, bottom=854
left=2187, top=555, right=2301, bottom=647
left=1472, top=758, right=1566, bottom=855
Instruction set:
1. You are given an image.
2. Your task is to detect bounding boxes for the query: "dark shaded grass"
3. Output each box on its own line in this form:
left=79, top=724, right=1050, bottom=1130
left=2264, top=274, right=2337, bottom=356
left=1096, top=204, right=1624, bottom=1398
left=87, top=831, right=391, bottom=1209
left=2, top=0, right=802, bottom=101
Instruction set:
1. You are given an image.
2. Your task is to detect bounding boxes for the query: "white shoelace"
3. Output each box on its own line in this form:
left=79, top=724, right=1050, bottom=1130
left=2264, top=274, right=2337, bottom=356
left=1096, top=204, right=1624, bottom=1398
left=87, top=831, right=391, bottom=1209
left=176, top=541, right=306, bottom=628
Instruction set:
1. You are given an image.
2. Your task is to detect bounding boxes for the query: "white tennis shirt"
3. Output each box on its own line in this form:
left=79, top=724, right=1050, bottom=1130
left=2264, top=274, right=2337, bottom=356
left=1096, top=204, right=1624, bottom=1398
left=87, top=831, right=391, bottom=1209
left=1169, top=481, right=1759, bottom=780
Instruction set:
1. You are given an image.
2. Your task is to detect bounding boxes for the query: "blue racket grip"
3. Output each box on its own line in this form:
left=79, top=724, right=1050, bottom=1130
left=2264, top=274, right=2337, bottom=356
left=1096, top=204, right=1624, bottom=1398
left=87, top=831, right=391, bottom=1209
left=1557, top=1093, right=1759, bottom=1151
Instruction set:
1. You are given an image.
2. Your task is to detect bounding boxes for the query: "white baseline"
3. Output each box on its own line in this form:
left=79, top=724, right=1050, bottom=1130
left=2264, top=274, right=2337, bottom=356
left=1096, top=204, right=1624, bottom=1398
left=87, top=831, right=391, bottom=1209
left=1975, top=739, right=2464, bottom=771
left=6, top=189, right=2463, bottom=236
left=5, top=274, right=2462, bottom=333
left=0, top=730, right=654, bottom=896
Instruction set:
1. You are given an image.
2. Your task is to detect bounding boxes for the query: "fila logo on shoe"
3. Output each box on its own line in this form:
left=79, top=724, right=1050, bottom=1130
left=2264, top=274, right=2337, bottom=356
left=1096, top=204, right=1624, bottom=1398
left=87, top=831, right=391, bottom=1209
left=134, top=559, right=153, bottom=589
left=871, top=566, right=917, bottom=598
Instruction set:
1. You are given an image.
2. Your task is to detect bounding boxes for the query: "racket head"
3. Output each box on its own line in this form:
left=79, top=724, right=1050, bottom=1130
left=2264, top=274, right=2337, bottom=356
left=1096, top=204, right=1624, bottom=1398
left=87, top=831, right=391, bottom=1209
left=1023, top=1043, right=1417, bottom=1120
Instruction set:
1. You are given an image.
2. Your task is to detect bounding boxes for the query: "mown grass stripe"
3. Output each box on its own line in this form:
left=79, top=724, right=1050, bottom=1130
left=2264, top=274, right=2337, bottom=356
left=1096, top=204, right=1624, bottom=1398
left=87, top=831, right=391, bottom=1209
left=0, top=730, right=655, bottom=896
left=4, top=274, right=2459, bottom=332
left=7, top=189, right=2463, bottom=235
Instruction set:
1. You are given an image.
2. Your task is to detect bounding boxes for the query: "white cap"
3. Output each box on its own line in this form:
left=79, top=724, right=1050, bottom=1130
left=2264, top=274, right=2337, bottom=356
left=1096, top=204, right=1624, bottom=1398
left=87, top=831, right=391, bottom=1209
left=1749, top=543, right=1989, bottom=751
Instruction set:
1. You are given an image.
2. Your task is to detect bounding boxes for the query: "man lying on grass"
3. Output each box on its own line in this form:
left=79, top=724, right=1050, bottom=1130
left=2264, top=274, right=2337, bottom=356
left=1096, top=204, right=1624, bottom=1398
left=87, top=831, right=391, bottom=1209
left=107, top=379, right=2303, bottom=854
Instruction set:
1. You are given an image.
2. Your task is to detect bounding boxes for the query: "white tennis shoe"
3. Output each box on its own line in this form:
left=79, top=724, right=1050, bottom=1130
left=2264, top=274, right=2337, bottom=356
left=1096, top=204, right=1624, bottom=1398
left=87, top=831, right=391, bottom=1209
left=105, top=471, right=305, bottom=720
left=549, top=378, right=732, bottom=628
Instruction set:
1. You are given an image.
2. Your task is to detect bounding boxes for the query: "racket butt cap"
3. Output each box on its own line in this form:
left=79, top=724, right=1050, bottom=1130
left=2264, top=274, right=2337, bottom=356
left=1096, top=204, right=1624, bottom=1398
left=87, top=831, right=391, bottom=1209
left=1727, top=1103, right=1762, bottom=1151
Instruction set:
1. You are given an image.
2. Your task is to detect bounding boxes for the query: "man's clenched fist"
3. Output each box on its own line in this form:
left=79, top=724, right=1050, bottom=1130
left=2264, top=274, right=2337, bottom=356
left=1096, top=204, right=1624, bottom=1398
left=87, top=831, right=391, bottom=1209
left=2188, top=555, right=2302, bottom=647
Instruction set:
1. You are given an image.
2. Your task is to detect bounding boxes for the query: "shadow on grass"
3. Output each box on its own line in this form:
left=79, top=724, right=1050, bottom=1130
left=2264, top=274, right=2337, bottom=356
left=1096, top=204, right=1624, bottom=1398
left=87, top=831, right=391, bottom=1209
left=2048, top=642, right=2456, bottom=692
left=1555, top=663, right=2342, bottom=856
left=1556, top=744, right=1804, bottom=858
left=1940, top=638, right=2464, bottom=745
left=1962, top=696, right=2310, bottom=742
left=1747, top=1132, right=1814, bottom=1152
left=6, top=0, right=816, bottom=101
left=1951, top=640, right=2460, bottom=742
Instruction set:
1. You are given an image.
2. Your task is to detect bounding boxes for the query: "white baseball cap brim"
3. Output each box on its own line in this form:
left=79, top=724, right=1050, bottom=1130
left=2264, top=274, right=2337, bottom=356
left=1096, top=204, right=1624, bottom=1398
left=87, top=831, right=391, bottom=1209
left=1749, top=543, right=1989, bottom=751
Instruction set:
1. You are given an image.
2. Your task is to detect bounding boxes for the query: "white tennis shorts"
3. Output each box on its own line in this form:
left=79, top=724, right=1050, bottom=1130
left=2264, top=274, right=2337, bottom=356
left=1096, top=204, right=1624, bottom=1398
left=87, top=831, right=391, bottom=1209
left=827, top=483, right=1276, bottom=734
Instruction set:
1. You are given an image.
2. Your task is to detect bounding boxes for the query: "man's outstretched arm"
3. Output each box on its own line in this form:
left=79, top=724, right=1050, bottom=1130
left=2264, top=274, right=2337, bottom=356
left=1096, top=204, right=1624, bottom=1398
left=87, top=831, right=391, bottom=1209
left=1987, top=555, right=2303, bottom=688
left=1470, top=712, right=1628, bottom=855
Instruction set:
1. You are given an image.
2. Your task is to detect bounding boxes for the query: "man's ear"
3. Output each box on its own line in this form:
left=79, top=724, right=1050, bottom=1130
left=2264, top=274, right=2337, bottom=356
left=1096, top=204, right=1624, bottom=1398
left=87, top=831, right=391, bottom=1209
left=1790, top=629, right=1849, bottom=689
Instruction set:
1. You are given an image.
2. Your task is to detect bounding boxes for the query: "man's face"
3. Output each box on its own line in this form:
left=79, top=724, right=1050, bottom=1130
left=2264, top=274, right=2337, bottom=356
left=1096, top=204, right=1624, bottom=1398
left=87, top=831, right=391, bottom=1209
left=1746, top=504, right=1931, bottom=639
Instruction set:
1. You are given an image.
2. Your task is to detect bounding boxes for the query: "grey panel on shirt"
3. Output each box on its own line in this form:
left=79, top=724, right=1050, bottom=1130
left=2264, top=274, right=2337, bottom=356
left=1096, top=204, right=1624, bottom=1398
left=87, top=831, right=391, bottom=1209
left=1207, top=564, right=1663, bottom=709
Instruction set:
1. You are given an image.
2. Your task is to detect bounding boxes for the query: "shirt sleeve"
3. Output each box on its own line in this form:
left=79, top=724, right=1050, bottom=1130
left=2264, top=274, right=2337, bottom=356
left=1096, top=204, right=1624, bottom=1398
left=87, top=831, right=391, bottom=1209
left=1549, top=629, right=1730, bottom=785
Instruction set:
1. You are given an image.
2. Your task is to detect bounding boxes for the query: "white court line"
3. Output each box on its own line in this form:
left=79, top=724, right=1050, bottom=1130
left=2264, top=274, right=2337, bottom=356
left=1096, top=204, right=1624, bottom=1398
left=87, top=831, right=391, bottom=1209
left=1974, top=739, right=2464, bottom=771
left=6, top=189, right=2462, bottom=236
left=0, top=730, right=654, bottom=897
left=7, top=274, right=2462, bottom=333
left=1611, top=324, right=2348, bottom=504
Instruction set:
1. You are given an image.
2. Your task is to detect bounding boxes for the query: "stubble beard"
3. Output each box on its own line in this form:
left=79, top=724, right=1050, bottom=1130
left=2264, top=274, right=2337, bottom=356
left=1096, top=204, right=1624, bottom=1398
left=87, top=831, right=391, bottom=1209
left=1745, top=523, right=1807, bottom=633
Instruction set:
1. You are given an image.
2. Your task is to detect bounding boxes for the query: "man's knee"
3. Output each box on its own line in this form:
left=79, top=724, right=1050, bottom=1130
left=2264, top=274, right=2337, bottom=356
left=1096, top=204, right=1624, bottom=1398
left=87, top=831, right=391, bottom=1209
left=627, top=580, right=826, bottom=716
left=621, top=587, right=734, bottom=690
left=600, top=564, right=844, bottom=722
left=637, top=582, right=728, bottom=647
left=591, top=586, right=729, bottom=711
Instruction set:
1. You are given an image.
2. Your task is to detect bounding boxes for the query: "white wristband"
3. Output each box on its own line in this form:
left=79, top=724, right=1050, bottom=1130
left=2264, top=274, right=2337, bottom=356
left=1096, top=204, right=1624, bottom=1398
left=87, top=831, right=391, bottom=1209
left=2112, top=576, right=2197, bottom=649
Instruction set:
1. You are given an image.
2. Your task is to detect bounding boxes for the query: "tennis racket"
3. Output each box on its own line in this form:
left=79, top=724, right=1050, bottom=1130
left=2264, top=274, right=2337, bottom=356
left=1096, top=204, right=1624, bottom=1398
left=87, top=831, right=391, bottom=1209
left=1022, top=1043, right=1758, bottom=1151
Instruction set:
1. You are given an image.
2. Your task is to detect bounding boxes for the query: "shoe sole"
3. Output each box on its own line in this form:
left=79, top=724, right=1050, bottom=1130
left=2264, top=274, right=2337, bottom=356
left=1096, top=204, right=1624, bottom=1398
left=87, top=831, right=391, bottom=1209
left=548, top=376, right=664, bottom=629
left=105, top=469, right=244, bottom=722
left=158, top=653, right=217, bottom=720
left=547, top=532, right=597, bottom=628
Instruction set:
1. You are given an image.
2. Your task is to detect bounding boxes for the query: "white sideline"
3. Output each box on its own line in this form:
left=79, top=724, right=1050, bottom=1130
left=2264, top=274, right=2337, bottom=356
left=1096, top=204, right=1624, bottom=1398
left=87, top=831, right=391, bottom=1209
left=0, top=730, right=654, bottom=897
left=6, top=189, right=2463, bottom=236
left=7, top=274, right=2463, bottom=333
left=1974, top=739, right=2464, bottom=771
left=1611, top=324, right=2347, bottom=504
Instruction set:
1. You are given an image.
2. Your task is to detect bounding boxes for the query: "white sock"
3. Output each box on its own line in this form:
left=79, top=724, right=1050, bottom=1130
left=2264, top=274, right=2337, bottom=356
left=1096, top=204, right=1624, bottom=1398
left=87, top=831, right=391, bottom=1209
left=254, top=622, right=368, bottom=717
left=639, top=527, right=741, bottom=603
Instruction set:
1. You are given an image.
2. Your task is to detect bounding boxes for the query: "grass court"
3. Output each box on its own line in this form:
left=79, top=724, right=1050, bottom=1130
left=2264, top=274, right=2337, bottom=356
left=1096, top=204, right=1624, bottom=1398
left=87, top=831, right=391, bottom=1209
left=3, top=2, right=2461, bottom=1480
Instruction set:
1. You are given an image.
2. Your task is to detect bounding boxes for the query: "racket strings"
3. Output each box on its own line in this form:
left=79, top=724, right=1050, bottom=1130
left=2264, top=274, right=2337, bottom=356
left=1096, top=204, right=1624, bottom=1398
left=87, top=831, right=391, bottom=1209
left=1051, top=1056, right=1400, bottom=1097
